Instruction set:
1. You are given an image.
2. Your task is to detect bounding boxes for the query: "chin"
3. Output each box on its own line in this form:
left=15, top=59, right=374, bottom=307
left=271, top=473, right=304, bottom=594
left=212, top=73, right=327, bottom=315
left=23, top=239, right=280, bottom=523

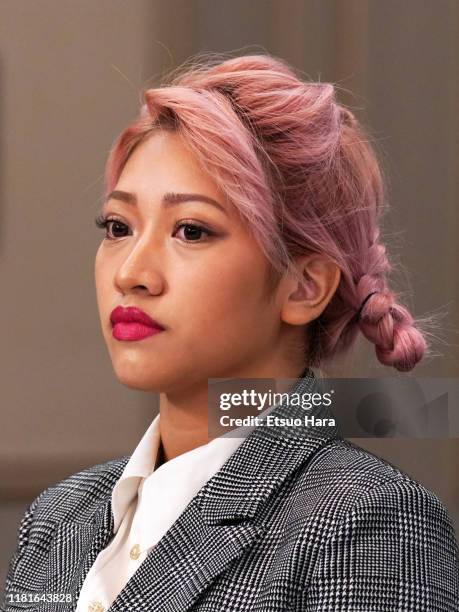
left=111, top=359, right=177, bottom=393
left=114, top=369, right=164, bottom=392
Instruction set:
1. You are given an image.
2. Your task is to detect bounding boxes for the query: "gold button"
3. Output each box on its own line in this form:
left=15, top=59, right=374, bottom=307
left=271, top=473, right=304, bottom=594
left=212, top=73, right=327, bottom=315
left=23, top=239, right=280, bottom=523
left=88, top=602, right=105, bottom=612
left=130, top=543, right=141, bottom=560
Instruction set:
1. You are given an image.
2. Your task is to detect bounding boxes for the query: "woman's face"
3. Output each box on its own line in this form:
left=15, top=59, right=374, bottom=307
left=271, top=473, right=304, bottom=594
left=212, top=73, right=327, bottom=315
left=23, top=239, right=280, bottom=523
left=95, top=130, right=286, bottom=393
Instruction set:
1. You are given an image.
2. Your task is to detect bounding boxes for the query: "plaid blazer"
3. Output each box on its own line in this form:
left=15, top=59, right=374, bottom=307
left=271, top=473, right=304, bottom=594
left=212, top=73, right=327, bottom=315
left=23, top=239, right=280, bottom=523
left=2, top=370, right=459, bottom=611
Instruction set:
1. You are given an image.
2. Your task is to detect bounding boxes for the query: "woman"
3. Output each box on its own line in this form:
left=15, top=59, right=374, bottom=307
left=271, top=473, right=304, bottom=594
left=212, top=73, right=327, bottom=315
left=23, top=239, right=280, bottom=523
left=3, top=53, right=458, bottom=611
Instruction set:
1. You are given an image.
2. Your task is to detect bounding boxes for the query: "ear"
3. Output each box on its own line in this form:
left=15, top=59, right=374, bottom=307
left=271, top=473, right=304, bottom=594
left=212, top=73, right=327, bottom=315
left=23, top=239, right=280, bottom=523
left=280, top=254, right=341, bottom=326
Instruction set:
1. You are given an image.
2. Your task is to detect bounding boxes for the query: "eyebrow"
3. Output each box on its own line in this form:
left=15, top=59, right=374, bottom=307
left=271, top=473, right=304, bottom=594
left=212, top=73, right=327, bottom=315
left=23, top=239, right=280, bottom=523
left=104, top=190, right=227, bottom=215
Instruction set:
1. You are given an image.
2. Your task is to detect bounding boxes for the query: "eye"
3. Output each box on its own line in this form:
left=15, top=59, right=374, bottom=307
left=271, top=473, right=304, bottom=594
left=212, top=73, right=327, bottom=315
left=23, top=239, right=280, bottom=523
left=173, top=221, right=214, bottom=243
left=94, top=214, right=130, bottom=240
left=94, top=215, right=215, bottom=243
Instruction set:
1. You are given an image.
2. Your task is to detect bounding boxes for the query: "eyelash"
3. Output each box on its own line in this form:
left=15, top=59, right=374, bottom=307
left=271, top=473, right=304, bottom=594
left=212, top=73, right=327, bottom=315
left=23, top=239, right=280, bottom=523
left=94, top=214, right=215, bottom=243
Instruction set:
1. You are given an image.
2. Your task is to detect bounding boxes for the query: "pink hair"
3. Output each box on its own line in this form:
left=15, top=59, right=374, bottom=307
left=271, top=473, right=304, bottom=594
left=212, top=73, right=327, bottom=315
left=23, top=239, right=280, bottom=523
left=104, top=52, right=436, bottom=372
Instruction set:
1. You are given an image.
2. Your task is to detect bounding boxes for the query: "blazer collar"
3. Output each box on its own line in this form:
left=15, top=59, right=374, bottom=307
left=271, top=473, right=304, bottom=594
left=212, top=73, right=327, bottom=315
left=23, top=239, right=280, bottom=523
left=96, top=366, right=339, bottom=528
left=195, top=366, right=340, bottom=524
left=54, top=367, right=340, bottom=611
left=95, top=366, right=340, bottom=526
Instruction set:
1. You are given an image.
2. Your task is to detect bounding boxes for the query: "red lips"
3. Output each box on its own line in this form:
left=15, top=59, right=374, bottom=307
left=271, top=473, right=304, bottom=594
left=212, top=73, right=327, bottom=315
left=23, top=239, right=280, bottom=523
left=110, top=306, right=165, bottom=341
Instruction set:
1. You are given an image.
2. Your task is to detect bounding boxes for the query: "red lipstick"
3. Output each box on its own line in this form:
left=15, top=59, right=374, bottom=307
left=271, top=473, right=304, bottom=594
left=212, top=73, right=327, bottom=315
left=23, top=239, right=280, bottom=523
left=110, top=306, right=165, bottom=341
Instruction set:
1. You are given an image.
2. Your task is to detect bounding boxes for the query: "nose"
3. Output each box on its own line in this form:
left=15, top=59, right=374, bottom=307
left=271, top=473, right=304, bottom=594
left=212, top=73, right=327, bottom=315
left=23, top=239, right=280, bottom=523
left=114, top=236, right=164, bottom=296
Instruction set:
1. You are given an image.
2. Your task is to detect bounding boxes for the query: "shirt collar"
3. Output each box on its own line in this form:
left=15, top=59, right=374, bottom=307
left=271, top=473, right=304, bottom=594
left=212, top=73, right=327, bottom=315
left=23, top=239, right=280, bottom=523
left=111, top=413, right=161, bottom=531
left=110, top=391, right=293, bottom=533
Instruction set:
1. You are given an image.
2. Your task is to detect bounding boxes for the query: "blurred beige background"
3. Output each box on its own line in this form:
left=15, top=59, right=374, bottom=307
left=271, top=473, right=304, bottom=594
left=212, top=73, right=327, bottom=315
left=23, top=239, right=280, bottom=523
left=1, top=0, right=458, bottom=585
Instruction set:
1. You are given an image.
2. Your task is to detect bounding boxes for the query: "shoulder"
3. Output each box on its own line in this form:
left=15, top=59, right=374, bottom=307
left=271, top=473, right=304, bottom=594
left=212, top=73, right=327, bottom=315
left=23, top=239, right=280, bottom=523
left=27, top=455, right=130, bottom=524
left=293, top=435, right=458, bottom=555
left=291, top=437, right=459, bottom=607
left=297, top=436, right=454, bottom=516
left=3, top=456, right=130, bottom=599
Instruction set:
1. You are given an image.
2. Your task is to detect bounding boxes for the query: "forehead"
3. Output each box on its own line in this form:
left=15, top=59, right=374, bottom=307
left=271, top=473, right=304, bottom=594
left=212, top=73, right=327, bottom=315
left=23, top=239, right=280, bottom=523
left=117, top=130, right=222, bottom=197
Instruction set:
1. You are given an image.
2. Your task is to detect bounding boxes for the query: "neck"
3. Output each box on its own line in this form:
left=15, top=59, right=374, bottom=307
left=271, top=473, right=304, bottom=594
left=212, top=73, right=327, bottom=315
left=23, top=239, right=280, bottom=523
left=157, top=360, right=308, bottom=463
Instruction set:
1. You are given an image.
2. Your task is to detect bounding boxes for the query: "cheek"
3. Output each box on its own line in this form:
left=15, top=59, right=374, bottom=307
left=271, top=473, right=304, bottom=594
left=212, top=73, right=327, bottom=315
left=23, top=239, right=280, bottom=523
left=178, top=255, right=269, bottom=332
left=94, top=245, right=104, bottom=280
left=94, top=252, right=105, bottom=299
left=94, top=249, right=113, bottom=312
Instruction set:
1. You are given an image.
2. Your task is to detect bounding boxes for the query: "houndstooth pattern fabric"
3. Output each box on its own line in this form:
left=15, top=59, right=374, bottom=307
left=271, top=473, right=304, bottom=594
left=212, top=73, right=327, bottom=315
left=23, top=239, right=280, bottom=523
left=2, top=368, right=458, bottom=611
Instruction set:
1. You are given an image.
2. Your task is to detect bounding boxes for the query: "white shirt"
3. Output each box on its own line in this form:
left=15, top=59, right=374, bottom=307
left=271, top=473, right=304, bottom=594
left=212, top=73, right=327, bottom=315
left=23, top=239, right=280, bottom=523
left=75, top=411, right=259, bottom=612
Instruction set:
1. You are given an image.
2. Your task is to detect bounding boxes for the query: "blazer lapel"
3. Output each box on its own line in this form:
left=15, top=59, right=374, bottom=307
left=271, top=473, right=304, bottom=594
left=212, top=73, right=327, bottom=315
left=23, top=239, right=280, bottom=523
left=74, top=496, right=117, bottom=598
left=106, top=369, right=340, bottom=612
left=41, top=457, right=130, bottom=608
left=107, top=501, right=266, bottom=612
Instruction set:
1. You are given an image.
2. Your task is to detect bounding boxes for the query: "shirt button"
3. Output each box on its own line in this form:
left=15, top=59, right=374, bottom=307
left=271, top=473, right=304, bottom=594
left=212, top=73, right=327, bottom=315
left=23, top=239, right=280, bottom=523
left=130, top=543, right=141, bottom=560
left=88, top=602, right=105, bottom=612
